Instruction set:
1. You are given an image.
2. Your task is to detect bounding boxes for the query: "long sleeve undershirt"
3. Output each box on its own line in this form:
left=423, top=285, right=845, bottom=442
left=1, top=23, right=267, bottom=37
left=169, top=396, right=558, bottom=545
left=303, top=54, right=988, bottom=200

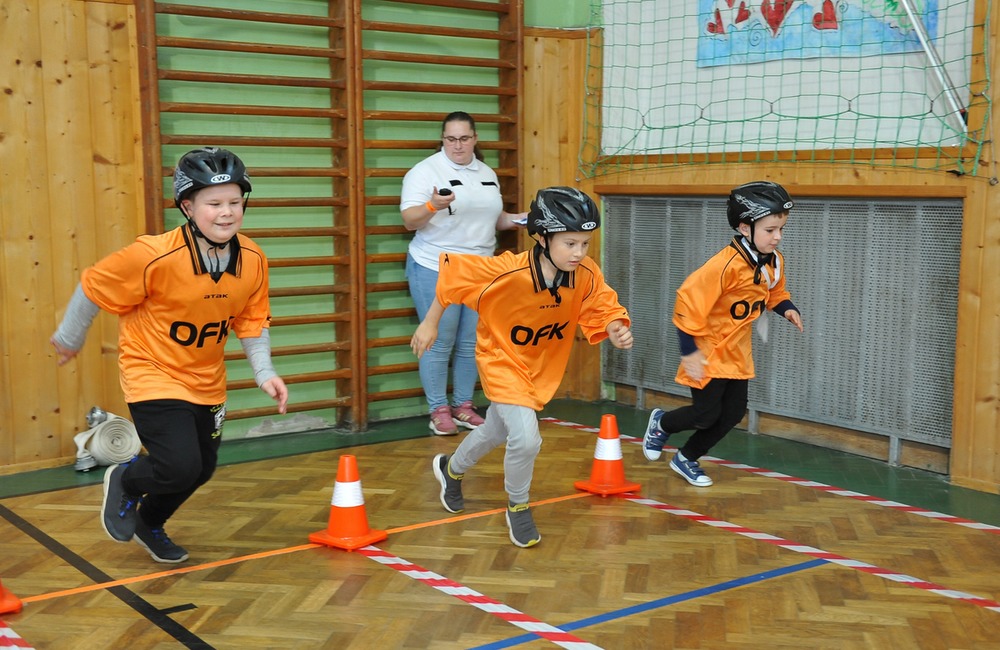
left=53, top=283, right=278, bottom=387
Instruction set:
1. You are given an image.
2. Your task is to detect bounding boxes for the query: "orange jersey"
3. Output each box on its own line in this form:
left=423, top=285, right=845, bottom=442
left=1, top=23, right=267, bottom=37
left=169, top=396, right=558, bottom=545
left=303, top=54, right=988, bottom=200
left=81, top=226, right=271, bottom=404
left=436, top=247, right=630, bottom=411
left=673, top=237, right=792, bottom=388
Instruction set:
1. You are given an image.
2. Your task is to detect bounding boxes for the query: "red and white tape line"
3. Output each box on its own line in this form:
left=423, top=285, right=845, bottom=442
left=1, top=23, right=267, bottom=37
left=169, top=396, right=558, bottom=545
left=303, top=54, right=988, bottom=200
left=624, top=494, right=1000, bottom=614
left=541, top=418, right=599, bottom=434
left=541, top=416, right=1000, bottom=535
left=704, top=457, right=1000, bottom=534
left=356, top=546, right=602, bottom=649
left=0, top=620, right=35, bottom=649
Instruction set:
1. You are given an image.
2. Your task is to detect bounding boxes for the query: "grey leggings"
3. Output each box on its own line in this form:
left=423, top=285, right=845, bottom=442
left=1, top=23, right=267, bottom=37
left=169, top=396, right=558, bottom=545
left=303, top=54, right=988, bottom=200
left=449, top=402, right=541, bottom=505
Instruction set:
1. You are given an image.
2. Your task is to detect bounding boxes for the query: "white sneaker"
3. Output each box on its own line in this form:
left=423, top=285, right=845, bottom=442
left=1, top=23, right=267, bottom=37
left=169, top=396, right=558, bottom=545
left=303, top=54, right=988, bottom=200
left=670, top=451, right=713, bottom=487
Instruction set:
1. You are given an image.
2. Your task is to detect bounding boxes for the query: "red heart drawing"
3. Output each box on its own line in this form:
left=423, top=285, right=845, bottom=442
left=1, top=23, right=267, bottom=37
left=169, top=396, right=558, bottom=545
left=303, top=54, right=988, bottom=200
left=760, top=0, right=795, bottom=36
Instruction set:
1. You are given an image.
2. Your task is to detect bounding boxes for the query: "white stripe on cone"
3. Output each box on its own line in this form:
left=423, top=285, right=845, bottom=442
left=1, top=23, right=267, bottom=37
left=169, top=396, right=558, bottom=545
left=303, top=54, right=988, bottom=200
left=593, top=436, right=623, bottom=461
left=332, top=480, right=364, bottom=508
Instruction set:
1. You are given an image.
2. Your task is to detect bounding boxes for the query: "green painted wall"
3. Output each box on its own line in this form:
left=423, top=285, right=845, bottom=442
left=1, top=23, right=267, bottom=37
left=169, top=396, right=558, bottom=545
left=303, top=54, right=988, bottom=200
left=524, top=0, right=593, bottom=29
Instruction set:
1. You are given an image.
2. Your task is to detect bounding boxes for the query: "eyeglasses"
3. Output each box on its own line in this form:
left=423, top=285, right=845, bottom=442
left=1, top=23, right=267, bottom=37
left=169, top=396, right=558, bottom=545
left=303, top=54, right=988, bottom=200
left=442, top=135, right=475, bottom=145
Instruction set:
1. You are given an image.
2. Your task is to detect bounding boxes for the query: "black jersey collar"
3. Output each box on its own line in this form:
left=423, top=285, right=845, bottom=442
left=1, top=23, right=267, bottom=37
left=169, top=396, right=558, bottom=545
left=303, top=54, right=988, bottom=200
left=182, top=225, right=241, bottom=278
left=729, top=236, right=778, bottom=286
left=529, top=243, right=574, bottom=295
left=730, top=236, right=774, bottom=267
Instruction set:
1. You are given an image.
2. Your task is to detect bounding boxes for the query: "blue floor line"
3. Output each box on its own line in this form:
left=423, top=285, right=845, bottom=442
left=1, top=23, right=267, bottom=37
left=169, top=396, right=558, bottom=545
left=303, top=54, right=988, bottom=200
left=469, top=558, right=828, bottom=650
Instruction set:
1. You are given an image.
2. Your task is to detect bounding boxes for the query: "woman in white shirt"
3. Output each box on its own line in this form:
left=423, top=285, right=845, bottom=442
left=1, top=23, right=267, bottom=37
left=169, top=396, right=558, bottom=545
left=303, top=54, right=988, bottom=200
left=401, top=112, right=525, bottom=435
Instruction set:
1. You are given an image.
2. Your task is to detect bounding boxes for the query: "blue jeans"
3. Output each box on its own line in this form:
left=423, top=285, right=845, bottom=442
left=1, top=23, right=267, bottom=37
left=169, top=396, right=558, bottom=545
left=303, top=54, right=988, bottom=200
left=406, top=253, right=480, bottom=412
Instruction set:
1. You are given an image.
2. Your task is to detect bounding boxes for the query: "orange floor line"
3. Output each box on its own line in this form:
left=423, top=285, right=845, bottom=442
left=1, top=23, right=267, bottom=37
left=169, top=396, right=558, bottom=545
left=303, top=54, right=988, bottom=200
left=385, top=491, right=593, bottom=534
left=21, top=543, right=321, bottom=604
left=22, top=491, right=596, bottom=604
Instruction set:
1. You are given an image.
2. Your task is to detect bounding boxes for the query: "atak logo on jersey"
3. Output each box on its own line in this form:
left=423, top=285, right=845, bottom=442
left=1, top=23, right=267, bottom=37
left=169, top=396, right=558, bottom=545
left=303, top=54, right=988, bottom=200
left=510, top=321, right=569, bottom=346
left=210, top=174, right=232, bottom=184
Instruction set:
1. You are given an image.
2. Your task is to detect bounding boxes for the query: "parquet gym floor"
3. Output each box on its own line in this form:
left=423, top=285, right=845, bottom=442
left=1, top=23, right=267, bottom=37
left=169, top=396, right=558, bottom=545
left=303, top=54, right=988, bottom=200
left=2, top=400, right=999, bottom=649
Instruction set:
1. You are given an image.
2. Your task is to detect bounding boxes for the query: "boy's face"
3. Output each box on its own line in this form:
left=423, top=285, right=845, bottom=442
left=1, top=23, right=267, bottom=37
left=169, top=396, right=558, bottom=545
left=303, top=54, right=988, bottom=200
left=542, top=231, right=593, bottom=271
left=181, top=183, right=245, bottom=243
left=739, top=211, right=788, bottom=254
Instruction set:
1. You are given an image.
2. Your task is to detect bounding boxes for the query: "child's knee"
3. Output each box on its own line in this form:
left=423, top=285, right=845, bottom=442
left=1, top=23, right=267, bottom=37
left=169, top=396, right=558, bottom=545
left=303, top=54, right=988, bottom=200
left=689, top=414, right=722, bottom=431
left=509, top=430, right=541, bottom=457
left=162, top=462, right=213, bottom=493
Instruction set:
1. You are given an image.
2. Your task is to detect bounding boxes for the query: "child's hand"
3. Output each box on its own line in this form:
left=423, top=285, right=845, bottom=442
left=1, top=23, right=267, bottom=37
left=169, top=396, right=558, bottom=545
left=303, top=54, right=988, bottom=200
left=607, top=321, right=633, bottom=349
left=681, top=350, right=708, bottom=381
left=411, top=322, right=438, bottom=358
left=261, top=376, right=289, bottom=414
left=50, top=336, right=79, bottom=366
left=784, top=309, right=804, bottom=332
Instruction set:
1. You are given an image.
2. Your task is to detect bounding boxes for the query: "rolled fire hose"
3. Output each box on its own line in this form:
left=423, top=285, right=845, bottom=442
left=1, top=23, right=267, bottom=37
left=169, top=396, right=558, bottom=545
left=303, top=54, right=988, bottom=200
left=74, top=412, right=142, bottom=472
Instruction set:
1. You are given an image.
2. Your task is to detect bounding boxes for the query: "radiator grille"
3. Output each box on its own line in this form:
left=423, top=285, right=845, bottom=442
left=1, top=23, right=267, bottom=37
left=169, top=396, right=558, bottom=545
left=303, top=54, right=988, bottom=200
left=602, top=195, right=961, bottom=448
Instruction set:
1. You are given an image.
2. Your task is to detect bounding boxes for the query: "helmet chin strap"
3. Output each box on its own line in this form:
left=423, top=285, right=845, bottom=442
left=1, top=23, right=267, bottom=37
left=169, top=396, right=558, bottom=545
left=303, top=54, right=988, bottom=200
left=539, top=236, right=565, bottom=304
left=744, top=221, right=760, bottom=252
left=179, top=202, right=230, bottom=249
left=541, top=234, right=555, bottom=264
left=740, top=224, right=775, bottom=286
left=183, top=214, right=229, bottom=282
left=186, top=219, right=229, bottom=249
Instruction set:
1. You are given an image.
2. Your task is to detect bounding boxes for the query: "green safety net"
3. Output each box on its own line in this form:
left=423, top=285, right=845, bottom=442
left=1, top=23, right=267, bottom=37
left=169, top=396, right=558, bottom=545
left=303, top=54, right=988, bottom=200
left=580, top=0, right=994, bottom=179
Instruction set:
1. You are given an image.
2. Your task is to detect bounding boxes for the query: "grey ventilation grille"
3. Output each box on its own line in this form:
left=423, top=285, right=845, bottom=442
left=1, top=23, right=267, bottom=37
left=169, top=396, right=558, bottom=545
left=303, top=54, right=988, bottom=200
left=602, top=195, right=960, bottom=448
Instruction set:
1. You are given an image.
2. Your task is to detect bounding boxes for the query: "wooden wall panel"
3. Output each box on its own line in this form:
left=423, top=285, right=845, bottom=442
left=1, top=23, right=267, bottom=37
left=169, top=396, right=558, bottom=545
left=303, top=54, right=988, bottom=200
left=0, top=0, right=140, bottom=473
left=40, top=0, right=93, bottom=468
left=953, top=177, right=1000, bottom=493
left=523, top=27, right=603, bottom=402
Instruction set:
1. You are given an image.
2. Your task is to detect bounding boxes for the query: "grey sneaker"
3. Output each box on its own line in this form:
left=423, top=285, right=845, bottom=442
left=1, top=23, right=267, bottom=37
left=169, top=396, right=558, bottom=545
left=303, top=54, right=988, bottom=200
left=133, top=518, right=189, bottom=563
left=101, top=462, right=140, bottom=542
left=432, top=453, right=464, bottom=513
left=505, top=503, right=540, bottom=548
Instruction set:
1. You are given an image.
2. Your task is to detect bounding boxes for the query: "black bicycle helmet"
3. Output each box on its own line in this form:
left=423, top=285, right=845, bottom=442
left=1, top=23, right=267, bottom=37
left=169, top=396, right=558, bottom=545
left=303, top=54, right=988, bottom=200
left=527, top=187, right=600, bottom=237
left=173, top=147, right=252, bottom=207
left=726, top=181, right=793, bottom=230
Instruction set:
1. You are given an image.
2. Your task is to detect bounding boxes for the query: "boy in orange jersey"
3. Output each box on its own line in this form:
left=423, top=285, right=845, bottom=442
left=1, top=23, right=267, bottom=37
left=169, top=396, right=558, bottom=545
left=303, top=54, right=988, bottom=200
left=51, top=147, right=288, bottom=563
left=641, top=181, right=803, bottom=487
left=411, top=187, right=633, bottom=548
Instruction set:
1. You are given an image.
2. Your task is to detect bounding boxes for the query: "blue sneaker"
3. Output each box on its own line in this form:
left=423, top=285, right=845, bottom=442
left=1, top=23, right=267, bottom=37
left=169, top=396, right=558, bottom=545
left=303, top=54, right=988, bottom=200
left=133, top=518, right=189, bottom=563
left=670, top=451, right=713, bottom=487
left=101, top=461, right=141, bottom=542
left=642, top=409, right=669, bottom=461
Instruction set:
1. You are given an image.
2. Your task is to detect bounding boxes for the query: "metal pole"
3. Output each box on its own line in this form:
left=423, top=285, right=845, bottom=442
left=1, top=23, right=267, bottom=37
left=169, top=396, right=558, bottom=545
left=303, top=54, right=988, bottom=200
left=898, top=0, right=967, bottom=133
left=888, top=436, right=902, bottom=467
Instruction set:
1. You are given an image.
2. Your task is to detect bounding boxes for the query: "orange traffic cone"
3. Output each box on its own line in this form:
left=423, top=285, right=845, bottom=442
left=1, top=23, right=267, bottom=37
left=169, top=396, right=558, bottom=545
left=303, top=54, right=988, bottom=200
left=574, top=414, right=641, bottom=496
left=309, top=455, right=387, bottom=551
left=0, top=578, right=22, bottom=615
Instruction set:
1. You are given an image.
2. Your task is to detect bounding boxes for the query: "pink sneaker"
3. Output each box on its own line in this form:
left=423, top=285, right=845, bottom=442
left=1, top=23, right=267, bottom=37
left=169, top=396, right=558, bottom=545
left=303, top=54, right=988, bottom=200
left=451, top=401, right=484, bottom=429
left=429, top=405, right=459, bottom=436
